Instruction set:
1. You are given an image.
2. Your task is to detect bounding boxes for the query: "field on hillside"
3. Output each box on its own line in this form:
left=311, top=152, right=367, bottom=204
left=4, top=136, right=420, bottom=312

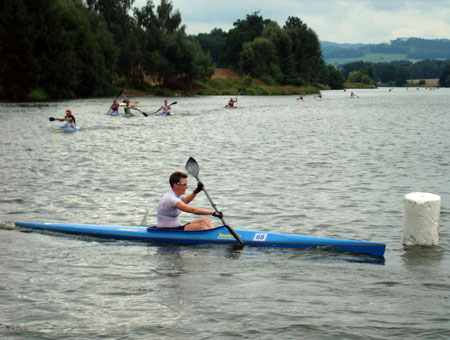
left=408, top=78, right=439, bottom=86
left=327, top=53, right=410, bottom=65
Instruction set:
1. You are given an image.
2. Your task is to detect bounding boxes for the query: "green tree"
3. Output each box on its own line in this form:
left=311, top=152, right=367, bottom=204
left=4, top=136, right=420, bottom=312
left=134, top=0, right=213, bottom=89
left=262, top=21, right=293, bottom=84
left=220, top=12, right=270, bottom=68
left=196, top=28, right=227, bottom=67
left=0, top=0, right=116, bottom=100
left=395, top=66, right=411, bottom=86
left=0, top=0, right=42, bottom=99
left=284, top=16, right=323, bottom=84
left=240, top=37, right=277, bottom=78
left=374, top=63, right=396, bottom=83
left=86, top=0, right=139, bottom=80
left=439, top=63, right=450, bottom=87
left=327, top=65, right=345, bottom=89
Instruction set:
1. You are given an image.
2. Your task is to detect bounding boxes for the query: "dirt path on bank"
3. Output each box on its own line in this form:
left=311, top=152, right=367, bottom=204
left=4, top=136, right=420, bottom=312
left=212, top=68, right=241, bottom=79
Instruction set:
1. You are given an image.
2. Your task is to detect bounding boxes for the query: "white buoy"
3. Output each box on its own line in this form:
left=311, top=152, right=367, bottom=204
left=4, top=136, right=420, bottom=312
left=403, top=192, right=440, bottom=246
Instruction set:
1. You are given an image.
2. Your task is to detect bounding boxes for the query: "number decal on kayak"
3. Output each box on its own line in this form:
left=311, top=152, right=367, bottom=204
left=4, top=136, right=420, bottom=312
left=253, top=233, right=267, bottom=242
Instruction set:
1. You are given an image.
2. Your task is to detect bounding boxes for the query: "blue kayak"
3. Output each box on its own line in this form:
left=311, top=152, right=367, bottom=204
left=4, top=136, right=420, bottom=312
left=54, top=125, right=81, bottom=133
left=156, top=112, right=174, bottom=116
left=106, top=111, right=119, bottom=116
left=15, top=222, right=385, bottom=257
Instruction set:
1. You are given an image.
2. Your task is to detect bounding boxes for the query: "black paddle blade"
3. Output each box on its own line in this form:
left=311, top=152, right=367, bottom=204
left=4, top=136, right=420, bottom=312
left=141, top=111, right=148, bottom=117
left=169, top=101, right=177, bottom=106
left=185, top=157, right=199, bottom=177
left=49, top=117, right=55, bottom=121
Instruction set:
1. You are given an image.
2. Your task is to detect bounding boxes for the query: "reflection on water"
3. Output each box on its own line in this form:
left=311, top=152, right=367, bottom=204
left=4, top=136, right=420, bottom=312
left=401, top=245, right=445, bottom=267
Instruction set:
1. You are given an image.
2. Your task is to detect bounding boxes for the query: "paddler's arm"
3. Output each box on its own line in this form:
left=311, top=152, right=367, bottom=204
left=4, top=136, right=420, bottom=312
left=175, top=200, right=214, bottom=215
left=154, top=105, right=162, bottom=114
left=181, top=182, right=204, bottom=204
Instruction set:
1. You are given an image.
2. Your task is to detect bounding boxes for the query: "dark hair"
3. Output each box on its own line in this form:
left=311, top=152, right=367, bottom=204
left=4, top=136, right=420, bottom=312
left=169, top=171, right=187, bottom=188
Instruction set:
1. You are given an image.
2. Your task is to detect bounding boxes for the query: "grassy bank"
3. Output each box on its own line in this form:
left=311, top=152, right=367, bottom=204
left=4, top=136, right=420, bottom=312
left=194, top=77, right=324, bottom=96
left=124, top=77, right=324, bottom=97
left=343, top=82, right=377, bottom=89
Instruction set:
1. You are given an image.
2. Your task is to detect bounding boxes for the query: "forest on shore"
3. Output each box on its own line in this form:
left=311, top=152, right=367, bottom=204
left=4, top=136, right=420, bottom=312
left=0, top=0, right=343, bottom=101
left=1, top=0, right=450, bottom=101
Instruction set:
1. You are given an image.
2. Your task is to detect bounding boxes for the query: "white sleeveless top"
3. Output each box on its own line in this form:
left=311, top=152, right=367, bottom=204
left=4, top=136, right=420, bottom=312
left=157, top=190, right=183, bottom=228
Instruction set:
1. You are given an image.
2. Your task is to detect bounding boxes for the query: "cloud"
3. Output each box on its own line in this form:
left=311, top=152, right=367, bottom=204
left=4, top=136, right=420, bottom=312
left=132, top=0, right=450, bottom=43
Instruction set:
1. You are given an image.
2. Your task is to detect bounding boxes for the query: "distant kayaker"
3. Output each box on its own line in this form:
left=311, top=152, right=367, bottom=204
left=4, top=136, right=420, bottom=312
left=227, top=97, right=238, bottom=107
left=54, top=109, right=76, bottom=127
left=123, top=96, right=137, bottom=116
left=108, top=100, right=120, bottom=114
left=154, top=100, right=172, bottom=115
left=156, top=171, right=223, bottom=231
left=350, top=91, right=357, bottom=97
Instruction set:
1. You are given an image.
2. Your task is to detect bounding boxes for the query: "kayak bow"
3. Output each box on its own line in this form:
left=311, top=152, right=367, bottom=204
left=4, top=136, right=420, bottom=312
left=15, top=222, right=386, bottom=257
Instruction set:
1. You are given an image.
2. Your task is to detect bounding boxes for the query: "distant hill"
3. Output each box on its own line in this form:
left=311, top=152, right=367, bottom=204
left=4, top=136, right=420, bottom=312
left=322, top=37, right=450, bottom=66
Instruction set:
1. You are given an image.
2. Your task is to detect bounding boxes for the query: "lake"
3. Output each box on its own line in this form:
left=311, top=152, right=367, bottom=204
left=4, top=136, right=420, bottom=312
left=1, top=88, right=449, bottom=339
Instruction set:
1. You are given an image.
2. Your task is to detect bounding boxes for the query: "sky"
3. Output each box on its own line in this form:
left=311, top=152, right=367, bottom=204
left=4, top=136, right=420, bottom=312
left=132, top=0, right=450, bottom=44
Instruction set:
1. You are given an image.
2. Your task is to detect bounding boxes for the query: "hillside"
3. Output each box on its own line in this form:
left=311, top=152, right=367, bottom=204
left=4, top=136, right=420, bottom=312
left=322, top=37, right=450, bottom=66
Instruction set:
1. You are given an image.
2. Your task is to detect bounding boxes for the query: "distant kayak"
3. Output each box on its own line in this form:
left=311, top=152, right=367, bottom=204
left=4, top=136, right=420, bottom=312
left=156, top=112, right=174, bottom=116
left=54, top=125, right=81, bottom=133
left=315, top=97, right=323, bottom=101
left=106, top=111, right=119, bottom=116
left=225, top=105, right=237, bottom=109
left=296, top=99, right=304, bottom=102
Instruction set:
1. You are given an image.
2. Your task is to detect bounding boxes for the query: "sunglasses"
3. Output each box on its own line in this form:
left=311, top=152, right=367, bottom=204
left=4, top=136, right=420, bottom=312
left=176, top=182, right=188, bottom=186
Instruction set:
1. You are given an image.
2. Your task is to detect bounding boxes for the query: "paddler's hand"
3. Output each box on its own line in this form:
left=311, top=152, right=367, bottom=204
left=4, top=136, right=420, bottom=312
left=194, top=182, right=204, bottom=194
left=212, top=211, right=223, bottom=219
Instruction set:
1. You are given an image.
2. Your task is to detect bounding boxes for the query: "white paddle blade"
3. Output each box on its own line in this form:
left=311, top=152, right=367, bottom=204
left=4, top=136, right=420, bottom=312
left=185, top=157, right=199, bottom=177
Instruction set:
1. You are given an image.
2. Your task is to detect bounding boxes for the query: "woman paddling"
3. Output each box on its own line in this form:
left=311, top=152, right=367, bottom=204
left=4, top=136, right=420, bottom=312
left=108, top=100, right=120, bottom=115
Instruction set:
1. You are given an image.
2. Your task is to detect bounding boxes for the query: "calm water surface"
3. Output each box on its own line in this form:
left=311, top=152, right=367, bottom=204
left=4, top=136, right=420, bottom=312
left=1, top=89, right=449, bottom=339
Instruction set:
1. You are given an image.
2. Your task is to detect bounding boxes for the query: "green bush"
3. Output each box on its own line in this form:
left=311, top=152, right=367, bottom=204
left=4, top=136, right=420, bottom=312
left=27, top=88, right=50, bottom=101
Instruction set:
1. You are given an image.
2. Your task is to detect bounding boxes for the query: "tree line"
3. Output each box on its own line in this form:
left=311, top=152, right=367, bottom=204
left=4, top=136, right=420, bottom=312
left=0, top=0, right=214, bottom=100
left=1, top=1, right=347, bottom=101
left=341, top=59, right=450, bottom=87
left=195, top=13, right=344, bottom=89
left=2, top=1, right=448, bottom=101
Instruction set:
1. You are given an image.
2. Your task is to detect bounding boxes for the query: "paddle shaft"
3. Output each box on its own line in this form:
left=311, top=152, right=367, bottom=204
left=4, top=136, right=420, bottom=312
left=134, top=107, right=148, bottom=117
left=193, top=175, right=244, bottom=245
